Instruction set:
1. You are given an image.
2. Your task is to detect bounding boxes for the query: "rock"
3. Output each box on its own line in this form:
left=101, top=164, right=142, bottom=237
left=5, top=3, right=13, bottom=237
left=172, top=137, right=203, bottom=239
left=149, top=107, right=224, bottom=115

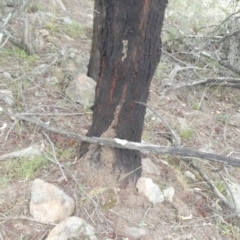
left=0, top=90, right=15, bottom=106
left=163, top=186, right=175, bottom=203
left=177, top=117, right=189, bottom=131
left=61, top=48, right=88, bottom=75
left=62, top=17, right=73, bottom=25
left=142, top=158, right=160, bottom=176
left=3, top=71, right=12, bottom=80
left=30, top=179, right=75, bottom=223
left=39, top=29, right=49, bottom=37
left=122, top=227, right=148, bottom=239
left=46, top=217, right=97, bottom=240
left=185, top=171, right=196, bottom=181
left=33, top=64, right=48, bottom=75
left=225, top=178, right=240, bottom=212
left=65, top=74, right=96, bottom=108
left=136, top=177, right=164, bottom=204
left=0, top=144, right=42, bottom=161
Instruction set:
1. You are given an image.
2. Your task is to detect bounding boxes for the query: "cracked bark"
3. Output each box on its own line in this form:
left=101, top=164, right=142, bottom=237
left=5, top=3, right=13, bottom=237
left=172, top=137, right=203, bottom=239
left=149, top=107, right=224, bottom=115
left=78, top=0, right=168, bottom=184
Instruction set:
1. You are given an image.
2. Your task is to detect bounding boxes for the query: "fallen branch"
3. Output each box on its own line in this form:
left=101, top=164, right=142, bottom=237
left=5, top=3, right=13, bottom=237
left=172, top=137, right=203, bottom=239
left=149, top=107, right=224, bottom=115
left=136, top=102, right=239, bottom=212
left=164, top=77, right=240, bottom=92
left=0, top=0, right=34, bottom=53
left=201, top=51, right=240, bottom=76
left=2, top=110, right=240, bottom=168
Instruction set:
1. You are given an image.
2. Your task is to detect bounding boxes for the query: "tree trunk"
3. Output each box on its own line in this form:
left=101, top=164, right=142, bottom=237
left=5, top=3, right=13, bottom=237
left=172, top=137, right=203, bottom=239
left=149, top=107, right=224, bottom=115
left=78, top=0, right=168, bottom=184
left=87, top=0, right=107, bottom=81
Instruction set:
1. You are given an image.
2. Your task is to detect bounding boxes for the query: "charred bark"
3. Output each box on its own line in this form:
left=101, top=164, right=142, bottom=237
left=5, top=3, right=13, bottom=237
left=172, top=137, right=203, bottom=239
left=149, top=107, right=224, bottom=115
left=78, top=0, right=168, bottom=184
left=87, top=0, right=107, bottom=81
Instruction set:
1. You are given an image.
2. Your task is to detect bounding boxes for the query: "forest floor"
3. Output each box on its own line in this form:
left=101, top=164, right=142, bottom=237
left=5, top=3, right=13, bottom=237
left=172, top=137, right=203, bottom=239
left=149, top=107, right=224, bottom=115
left=0, top=0, right=240, bottom=239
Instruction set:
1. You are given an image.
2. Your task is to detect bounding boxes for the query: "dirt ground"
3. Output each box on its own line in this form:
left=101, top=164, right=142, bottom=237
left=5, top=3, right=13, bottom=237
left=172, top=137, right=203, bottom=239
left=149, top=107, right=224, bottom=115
left=0, top=0, right=240, bottom=239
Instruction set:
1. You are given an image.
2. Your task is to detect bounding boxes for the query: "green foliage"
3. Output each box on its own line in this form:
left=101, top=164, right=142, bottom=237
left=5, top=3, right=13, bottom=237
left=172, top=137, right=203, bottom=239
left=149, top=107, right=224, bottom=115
left=61, top=22, right=86, bottom=38
left=216, top=221, right=240, bottom=239
left=1, top=48, right=37, bottom=63
left=57, top=147, right=75, bottom=159
left=180, top=128, right=193, bottom=139
left=4, top=156, right=49, bottom=181
left=192, top=101, right=201, bottom=110
left=215, top=181, right=227, bottom=196
left=101, top=188, right=117, bottom=210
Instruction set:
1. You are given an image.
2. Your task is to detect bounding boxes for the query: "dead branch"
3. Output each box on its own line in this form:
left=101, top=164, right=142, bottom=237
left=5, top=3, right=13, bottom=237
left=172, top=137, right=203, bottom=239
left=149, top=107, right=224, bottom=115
left=163, top=77, right=240, bottom=93
left=2, top=110, right=240, bottom=168
left=200, top=51, right=240, bottom=76
left=3, top=30, right=34, bottom=54
left=0, top=0, right=33, bottom=53
left=137, top=102, right=239, bottom=213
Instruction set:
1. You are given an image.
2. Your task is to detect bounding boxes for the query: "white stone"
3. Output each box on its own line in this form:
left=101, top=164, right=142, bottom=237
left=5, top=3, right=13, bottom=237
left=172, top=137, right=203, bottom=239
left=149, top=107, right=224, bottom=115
left=30, top=179, right=75, bottom=223
left=225, top=178, right=240, bottom=212
left=136, top=177, right=164, bottom=204
left=0, top=90, right=15, bottom=106
left=65, top=74, right=96, bottom=108
left=0, top=144, right=42, bottom=161
left=185, top=171, right=196, bottom=181
left=3, top=71, right=12, bottom=80
left=163, top=186, right=175, bottom=203
left=62, top=17, right=73, bottom=25
left=33, top=64, right=47, bottom=74
left=39, top=29, right=49, bottom=37
left=46, top=217, right=97, bottom=240
left=122, top=227, right=148, bottom=239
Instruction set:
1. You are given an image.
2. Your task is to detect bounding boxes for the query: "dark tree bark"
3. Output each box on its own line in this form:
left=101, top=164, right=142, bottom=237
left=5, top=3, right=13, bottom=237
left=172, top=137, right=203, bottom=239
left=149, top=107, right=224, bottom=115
left=78, top=0, right=168, bottom=184
left=87, top=0, right=107, bottom=80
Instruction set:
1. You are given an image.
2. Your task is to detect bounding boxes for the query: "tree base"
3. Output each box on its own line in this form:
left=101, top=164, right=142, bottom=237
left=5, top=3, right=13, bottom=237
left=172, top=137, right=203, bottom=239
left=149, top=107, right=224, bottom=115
left=77, top=143, right=141, bottom=187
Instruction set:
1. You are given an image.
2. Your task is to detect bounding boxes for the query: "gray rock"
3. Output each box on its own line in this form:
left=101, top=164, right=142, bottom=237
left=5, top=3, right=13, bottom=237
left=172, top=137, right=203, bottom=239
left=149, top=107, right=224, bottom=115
left=30, top=179, right=75, bottom=223
left=62, top=17, right=73, bottom=25
left=225, top=178, right=240, bottom=213
left=61, top=48, right=88, bottom=75
left=39, top=29, right=49, bottom=37
left=136, top=177, right=164, bottom=204
left=142, top=158, right=160, bottom=176
left=3, top=71, right=12, bottom=80
left=122, top=227, right=148, bottom=239
left=33, top=64, right=48, bottom=75
left=0, top=144, right=42, bottom=161
left=177, top=117, right=189, bottom=130
left=163, top=186, right=175, bottom=203
left=65, top=74, right=96, bottom=108
left=0, top=90, right=15, bottom=106
left=46, top=217, right=97, bottom=240
left=185, top=171, right=196, bottom=181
